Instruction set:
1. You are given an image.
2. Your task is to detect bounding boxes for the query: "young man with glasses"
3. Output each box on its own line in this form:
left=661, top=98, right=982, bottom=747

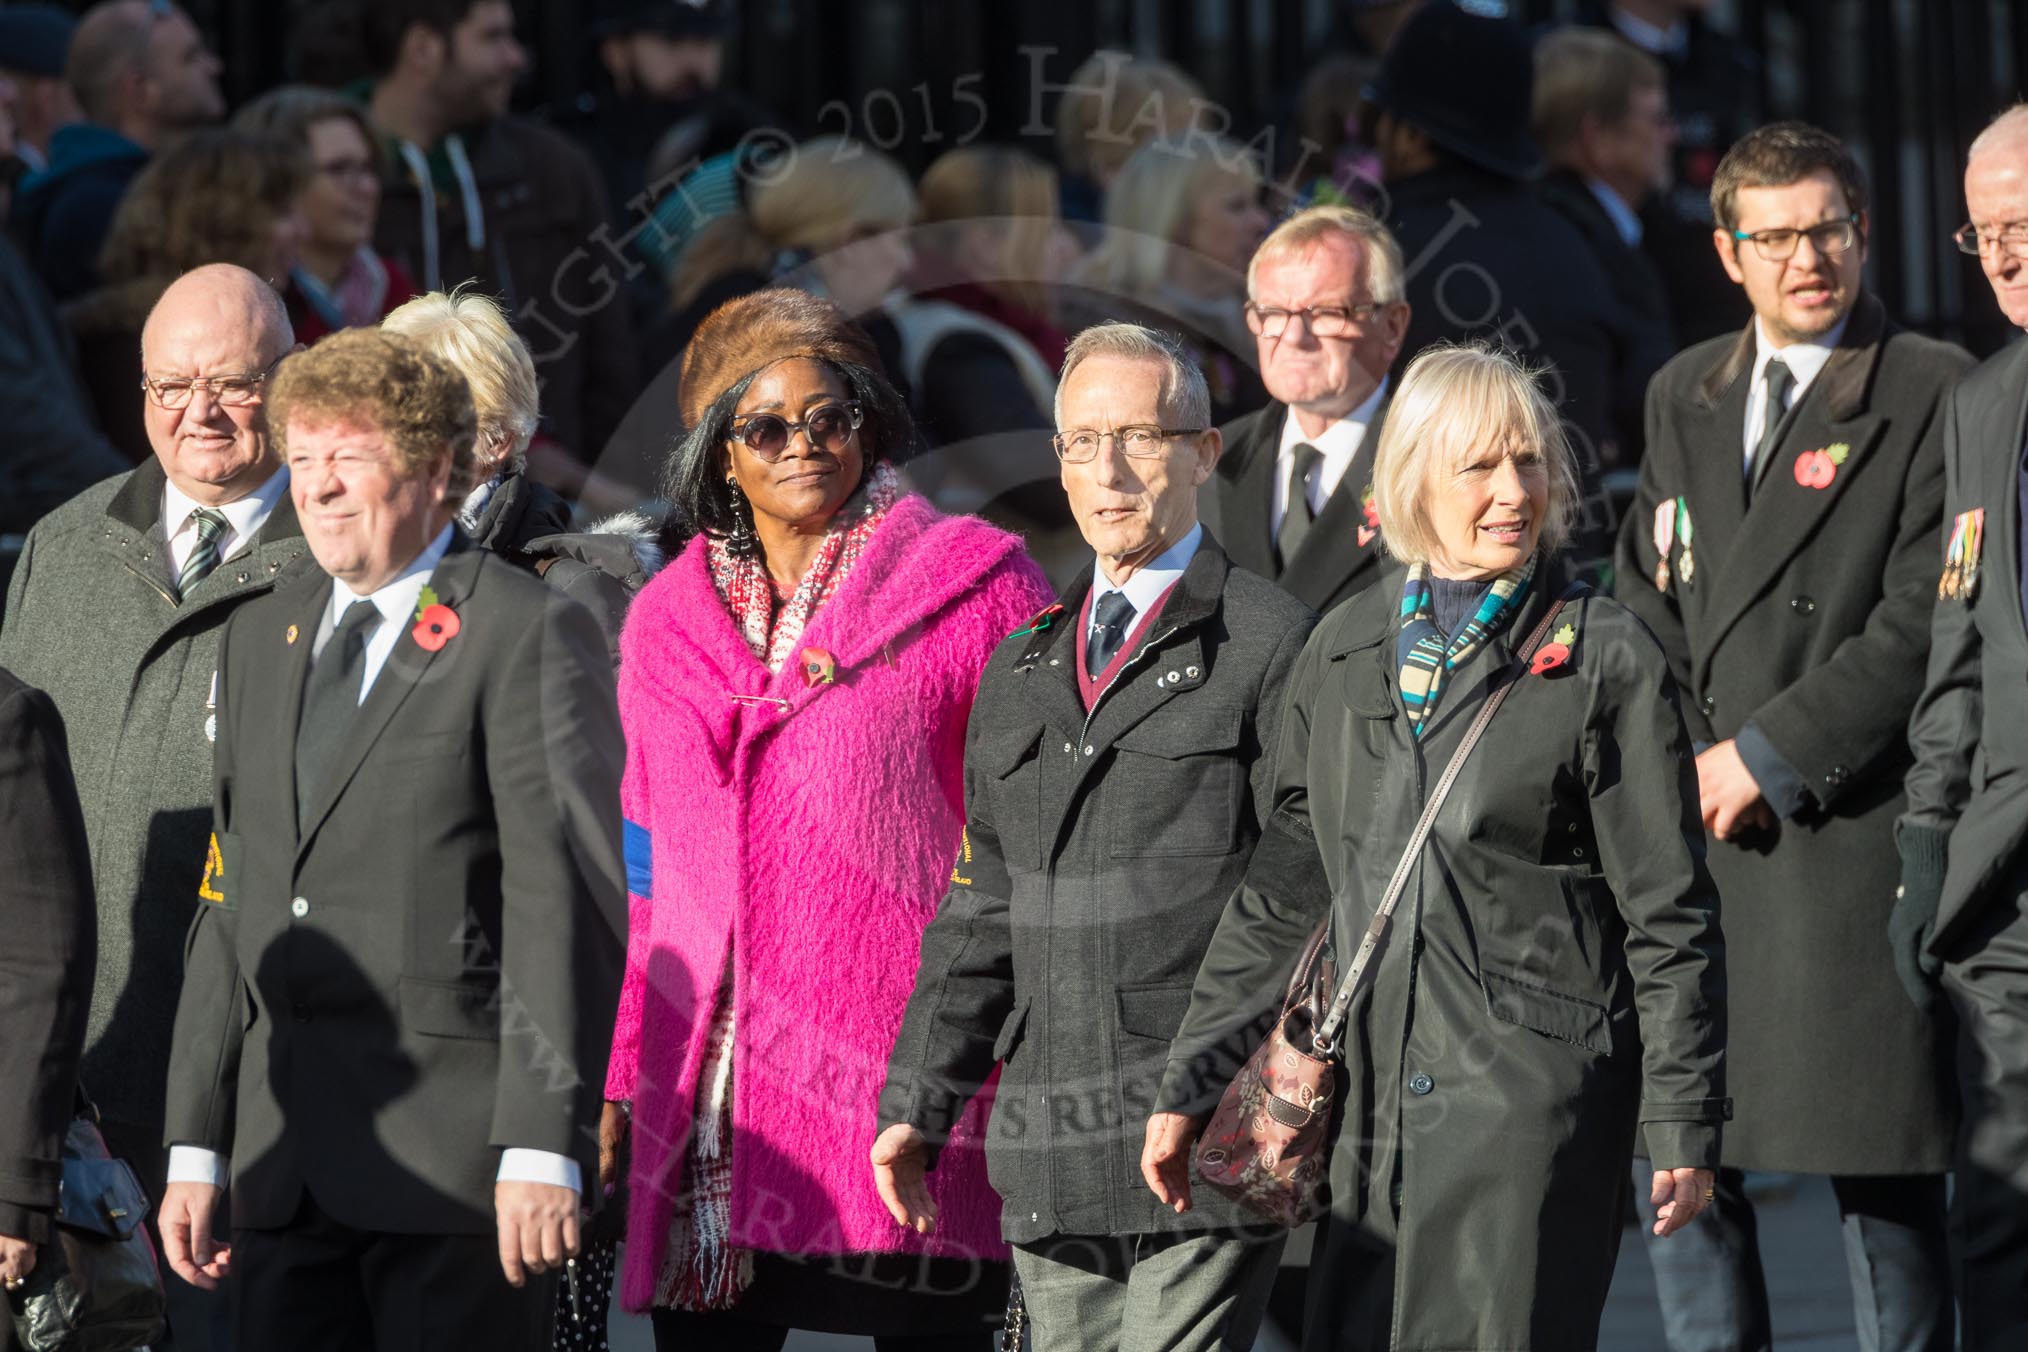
left=0, top=263, right=314, bottom=1352
left=1614, top=122, right=1971, bottom=1352
left=1898, top=102, right=2028, bottom=1351
left=876, top=323, right=1314, bottom=1352
left=1202, top=205, right=1411, bottom=615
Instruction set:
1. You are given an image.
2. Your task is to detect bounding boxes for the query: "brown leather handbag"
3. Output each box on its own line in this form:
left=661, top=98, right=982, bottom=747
left=1192, top=595, right=1571, bottom=1226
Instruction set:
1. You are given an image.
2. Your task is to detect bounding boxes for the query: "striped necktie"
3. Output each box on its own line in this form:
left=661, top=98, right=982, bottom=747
left=176, top=508, right=230, bottom=600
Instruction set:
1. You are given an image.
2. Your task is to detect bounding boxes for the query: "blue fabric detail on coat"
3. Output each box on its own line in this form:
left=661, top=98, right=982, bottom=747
left=624, top=819, right=652, bottom=897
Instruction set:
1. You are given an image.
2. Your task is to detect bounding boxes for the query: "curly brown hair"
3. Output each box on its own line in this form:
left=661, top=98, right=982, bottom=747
left=268, top=328, right=479, bottom=505
left=98, top=127, right=307, bottom=285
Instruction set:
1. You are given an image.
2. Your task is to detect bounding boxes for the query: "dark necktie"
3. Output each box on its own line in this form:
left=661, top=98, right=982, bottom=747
left=1086, top=590, right=1137, bottom=680
left=1277, top=442, right=1324, bottom=568
left=294, top=600, right=381, bottom=832
left=1749, top=358, right=1795, bottom=494
left=176, top=507, right=230, bottom=600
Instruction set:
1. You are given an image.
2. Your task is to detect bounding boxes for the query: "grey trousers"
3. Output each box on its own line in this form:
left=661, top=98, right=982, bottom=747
left=1011, top=1228, right=1285, bottom=1352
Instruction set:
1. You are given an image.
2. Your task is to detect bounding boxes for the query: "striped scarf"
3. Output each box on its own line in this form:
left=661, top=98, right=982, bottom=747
left=1395, top=557, right=1536, bottom=735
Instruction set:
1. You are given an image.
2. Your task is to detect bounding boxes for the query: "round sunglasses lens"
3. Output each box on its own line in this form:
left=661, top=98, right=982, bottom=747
left=741, top=415, right=789, bottom=458
left=807, top=407, right=853, bottom=449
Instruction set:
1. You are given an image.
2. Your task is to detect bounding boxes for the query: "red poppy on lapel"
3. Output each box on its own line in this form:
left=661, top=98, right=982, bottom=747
left=1010, top=603, right=1065, bottom=638
left=1530, top=622, right=1578, bottom=676
left=1793, top=442, right=1851, bottom=490
left=413, top=603, right=459, bottom=652
left=800, top=646, right=837, bottom=686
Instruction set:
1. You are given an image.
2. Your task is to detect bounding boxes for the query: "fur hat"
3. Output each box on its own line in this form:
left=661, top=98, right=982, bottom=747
left=677, top=288, right=886, bottom=429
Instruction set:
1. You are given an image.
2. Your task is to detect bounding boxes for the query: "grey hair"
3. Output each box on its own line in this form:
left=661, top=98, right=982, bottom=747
left=1970, top=103, right=2028, bottom=163
left=1054, top=322, right=1212, bottom=429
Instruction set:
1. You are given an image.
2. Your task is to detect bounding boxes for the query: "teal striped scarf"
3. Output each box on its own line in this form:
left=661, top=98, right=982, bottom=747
left=1395, top=558, right=1536, bottom=735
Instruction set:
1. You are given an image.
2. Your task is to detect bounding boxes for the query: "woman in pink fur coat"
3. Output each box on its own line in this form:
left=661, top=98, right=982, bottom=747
left=602, top=290, right=1054, bottom=1350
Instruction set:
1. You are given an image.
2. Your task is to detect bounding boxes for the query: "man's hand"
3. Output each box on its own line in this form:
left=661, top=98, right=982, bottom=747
left=160, top=1182, right=231, bottom=1290
left=599, top=1101, right=629, bottom=1196
left=1650, top=1167, right=1716, bottom=1238
left=1141, top=1112, right=1202, bottom=1214
left=495, top=1181, right=580, bottom=1288
left=870, top=1124, right=937, bottom=1236
left=0, top=1233, right=37, bottom=1291
left=1696, top=741, right=1774, bottom=841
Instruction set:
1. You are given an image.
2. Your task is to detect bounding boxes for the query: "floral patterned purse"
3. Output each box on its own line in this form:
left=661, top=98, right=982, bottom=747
left=1192, top=595, right=1571, bottom=1226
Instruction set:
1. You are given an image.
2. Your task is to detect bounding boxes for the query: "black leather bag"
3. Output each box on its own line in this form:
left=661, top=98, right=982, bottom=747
left=6, top=1113, right=166, bottom=1352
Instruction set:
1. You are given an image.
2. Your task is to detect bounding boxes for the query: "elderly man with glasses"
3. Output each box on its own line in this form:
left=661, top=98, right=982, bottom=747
left=874, top=323, right=1315, bottom=1352
left=0, top=262, right=312, bottom=1351
left=1898, top=102, right=2028, bottom=1352
left=1614, top=122, right=1971, bottom=1352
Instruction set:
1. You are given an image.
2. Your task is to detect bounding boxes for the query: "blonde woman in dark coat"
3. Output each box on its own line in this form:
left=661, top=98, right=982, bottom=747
left=1143, top=344, right=1729, bottom=1352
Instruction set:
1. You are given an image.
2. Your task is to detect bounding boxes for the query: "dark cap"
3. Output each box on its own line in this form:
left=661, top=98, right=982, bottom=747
left=597, top=0, right=726, bottom=41
left=1363, top=0, right=1542, bottom=180
left=0, top=3, right=78, bottom=79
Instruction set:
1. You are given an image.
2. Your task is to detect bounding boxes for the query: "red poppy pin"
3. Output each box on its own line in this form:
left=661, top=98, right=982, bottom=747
left=1010, top=603, right=1065, bottom=638
left=1358, top=484, right=1381, bottom=548
left=800, top=646, right=836, bottom=686
left=412, top=584, right=460, bottom=652
left=1793, top=442, right=1851, bottom=490
left=1531, top=622, right=1577, bottom=676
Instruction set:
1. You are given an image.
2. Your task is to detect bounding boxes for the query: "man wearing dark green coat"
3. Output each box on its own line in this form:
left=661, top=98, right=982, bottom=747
left=1616, top=125, right=1965, bottom=1352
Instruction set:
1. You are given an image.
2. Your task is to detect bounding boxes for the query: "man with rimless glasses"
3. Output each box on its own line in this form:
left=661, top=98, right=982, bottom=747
left=0, top=262, right=314, bottom=1350
left=1616, top=122, right=1969, bottom=1352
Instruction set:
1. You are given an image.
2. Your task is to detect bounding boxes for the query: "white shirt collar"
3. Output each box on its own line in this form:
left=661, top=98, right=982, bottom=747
left=1275, top=377, right=1389, bottom=522
left=318, top=524, right=456, bottom=703
left=1609, top=5, right=1688, bottom=55
left=1751, top=311, right=1851, bottom=393
left=1091, top=522, right=1202, bottom=627
left=1585, top=177, right=1644, bottom=247
left=161, top=467, right=290, bottom=575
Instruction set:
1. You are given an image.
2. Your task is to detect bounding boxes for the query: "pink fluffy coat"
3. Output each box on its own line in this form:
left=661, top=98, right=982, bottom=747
left=607, top=495, right=1053, bottom=1310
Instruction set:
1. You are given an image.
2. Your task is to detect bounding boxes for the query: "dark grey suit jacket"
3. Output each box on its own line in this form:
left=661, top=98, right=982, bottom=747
left=163, top=537, right=625, bottom=1234
left=0, top=671, right=95, bottom=1245
left=1203, top=399, right=1395, bottom=615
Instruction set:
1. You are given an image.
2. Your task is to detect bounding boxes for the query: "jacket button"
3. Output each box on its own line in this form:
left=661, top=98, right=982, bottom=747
left=234, top=572, right=249, bottom=584
left=291, top=896, right=310, bottom=918
left=1083, top=745, right=1095, bottom=756
left=1062, top=742, right=1073, bottom=754
left=1791, top=596, right=1816, bottom=614
left=1408, top=1073, right=1435, bottom=1096
left=1186, top=665, right=1200, bottom=678
left=1825, top=765, right=1848, bottom=787
left=1699, top=694, right=1716, bottom=718
left=1166, top=670, right=1181, bottom=683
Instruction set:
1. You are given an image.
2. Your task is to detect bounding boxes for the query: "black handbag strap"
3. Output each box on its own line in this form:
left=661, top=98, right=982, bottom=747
left=1313, top=589, right=1574, bottom=1053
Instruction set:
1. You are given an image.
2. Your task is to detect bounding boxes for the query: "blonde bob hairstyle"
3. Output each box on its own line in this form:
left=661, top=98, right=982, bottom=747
left=916, top=145, right=1064, bottom=317
left=381, top=284, right=540, bottom=471
left=1370, top=344, right=1580, bottom=567
left=1073, top=135, right=1263, bottom=301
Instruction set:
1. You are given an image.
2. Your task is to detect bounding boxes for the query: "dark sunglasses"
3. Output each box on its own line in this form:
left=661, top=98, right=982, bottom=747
left=728, top=401, right=864, bottom=462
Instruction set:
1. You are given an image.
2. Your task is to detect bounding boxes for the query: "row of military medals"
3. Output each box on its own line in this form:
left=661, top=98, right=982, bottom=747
left=1652, top=497, right=1695, bottom=593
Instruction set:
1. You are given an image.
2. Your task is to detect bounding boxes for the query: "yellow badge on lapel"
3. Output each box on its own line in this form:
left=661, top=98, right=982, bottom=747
left=951, top=826, right=975, bottom=888
left=199, top=832, right=227, bottom=904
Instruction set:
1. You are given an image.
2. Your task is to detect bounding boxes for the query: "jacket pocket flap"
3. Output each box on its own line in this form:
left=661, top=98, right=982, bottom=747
left=398, top=976, right=499, bottom=1040
left=1482, top=970, right=1611, bottom=1055
left=1113, top=706, right=1243, bottom=759
left=992, top=997, right=1031, bottom=1061
left=982, top=725, right=1043, bottom=778
left=1116, top=983, right=1196, bottom=1040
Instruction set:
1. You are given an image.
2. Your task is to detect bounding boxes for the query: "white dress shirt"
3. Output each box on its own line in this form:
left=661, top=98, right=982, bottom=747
left=161, top=468, right=289, bottom=580
left=168, top=523, right=581, bottom=1196
left=1740, top=313, right=1850, bottom=478
left=1271, top=378, right=1390, bottom=535
left=1090, top=523, right=1202, bottom=640
left=1608, top=5, right=1688, bottom=56
left=1586, top=177, right=1645, bottom=247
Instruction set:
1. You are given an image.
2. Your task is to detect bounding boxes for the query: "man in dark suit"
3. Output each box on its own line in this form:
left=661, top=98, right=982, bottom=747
left=874, top=324, right=1316, bottom=1352
left=1897, top=103, right=2028, bottom=1352
left=1616, top=123, right=1968, bottom=1352
left=0, top=669, right=96, bottom=1333
left=1533, top=25, right=1680, bottom=464
left=1203, top=205, right=1408, bottom=615
left=158, top=328, right=625, bottom=1351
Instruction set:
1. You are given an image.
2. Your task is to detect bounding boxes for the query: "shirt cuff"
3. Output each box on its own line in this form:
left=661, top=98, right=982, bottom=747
left=497, top=1148, right=582, bottom=1194
left=1735, top=720, right=1812, bottom=819
left=166, top=1144, right=230, bottom=1189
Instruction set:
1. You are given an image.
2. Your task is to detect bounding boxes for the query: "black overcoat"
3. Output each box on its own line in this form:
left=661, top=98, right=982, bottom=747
left=162, top=540, right=626, bottom=1234
left=1158, top=569, right=1728, bottom=1352
left=879, top=535, right=1318, bottom=1242
left=1615, top=294, right=1967, bottom=1174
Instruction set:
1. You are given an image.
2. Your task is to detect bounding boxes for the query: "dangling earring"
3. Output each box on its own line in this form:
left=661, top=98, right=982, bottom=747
left=724, top=476, right=761, bottom=558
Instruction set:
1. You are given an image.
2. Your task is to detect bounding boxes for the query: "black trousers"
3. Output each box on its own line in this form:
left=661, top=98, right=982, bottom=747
left=230, top=1190, right=557, bottom=1352
left=1945, top=885, right=2028, bottom=1352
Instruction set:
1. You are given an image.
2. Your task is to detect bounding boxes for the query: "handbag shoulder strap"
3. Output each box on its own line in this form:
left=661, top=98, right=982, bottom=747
left=1313, top=587, right=1575, bottom=1052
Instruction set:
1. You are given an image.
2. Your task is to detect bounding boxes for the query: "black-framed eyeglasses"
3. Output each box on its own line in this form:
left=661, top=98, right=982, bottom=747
left=1954, top=220, right=2028, bottom=260
left=1051, top=425, right=1206, bottom=463
left=1243, top=300, right=1389, bottom=339
left=728, top=401, right=863, bottom=461
left=1730, top=214, right=1860, bottom=262
left=140, top=355, right=283, bottom=410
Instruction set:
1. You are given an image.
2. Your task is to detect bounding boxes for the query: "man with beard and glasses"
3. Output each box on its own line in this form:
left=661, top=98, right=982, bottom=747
left=1616, top=122, right=1968, bottom=1352
left=361, top=0, right=637, bottom=487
